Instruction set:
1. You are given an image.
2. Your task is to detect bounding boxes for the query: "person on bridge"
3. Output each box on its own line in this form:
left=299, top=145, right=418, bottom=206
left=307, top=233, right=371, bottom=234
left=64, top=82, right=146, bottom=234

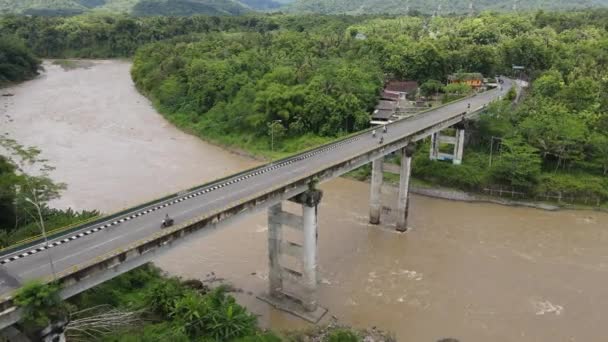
left=467, top=103, right=471, bottom=110
left=383, top=125, right=387, bottom=134
left=372, top=129, right=376, bottom=137
left=379, top=136, right=384, bottom=144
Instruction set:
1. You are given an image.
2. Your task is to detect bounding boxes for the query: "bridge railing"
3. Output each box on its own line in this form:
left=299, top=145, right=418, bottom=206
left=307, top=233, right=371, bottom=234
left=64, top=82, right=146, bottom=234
left=0, top=86, right=499, bottom=258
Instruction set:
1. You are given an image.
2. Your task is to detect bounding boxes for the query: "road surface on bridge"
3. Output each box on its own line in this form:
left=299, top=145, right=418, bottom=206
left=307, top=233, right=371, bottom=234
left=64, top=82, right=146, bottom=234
left=0, top=79, right=512, bottom=296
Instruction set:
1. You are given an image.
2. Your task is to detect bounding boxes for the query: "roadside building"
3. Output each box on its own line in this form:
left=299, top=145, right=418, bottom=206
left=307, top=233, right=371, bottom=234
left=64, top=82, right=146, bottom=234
left=371, top=108, right=396, bottom=125
left=448, top=72, right=484, bottom=88
left=384, top=80, right=419, bottom=100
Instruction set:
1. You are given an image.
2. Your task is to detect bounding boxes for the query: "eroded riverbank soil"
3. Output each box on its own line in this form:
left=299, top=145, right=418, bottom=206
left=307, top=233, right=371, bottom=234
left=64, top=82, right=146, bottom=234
left=3, top=60, right=608, bottom=341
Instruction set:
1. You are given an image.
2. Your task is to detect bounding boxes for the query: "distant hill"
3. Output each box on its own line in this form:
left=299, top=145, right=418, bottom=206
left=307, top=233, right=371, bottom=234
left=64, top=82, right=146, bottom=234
left=132, top=0, right=248, bottom=16
left=0, top=0, right=261, bottom=16
left=287, top=0, right=608, bottom=15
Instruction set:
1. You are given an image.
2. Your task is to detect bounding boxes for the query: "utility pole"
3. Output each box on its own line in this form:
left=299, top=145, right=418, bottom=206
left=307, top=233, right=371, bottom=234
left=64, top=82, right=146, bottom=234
left=25, top=197, right=56, bottom=281
left=489, top=136, right=502, bottom=167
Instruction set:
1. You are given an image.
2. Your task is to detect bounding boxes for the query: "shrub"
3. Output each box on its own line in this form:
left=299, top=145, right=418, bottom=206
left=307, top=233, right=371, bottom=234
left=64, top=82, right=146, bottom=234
left=327, top=329, right=361, bottom=342
left=14, top=281, right=66, bottom=330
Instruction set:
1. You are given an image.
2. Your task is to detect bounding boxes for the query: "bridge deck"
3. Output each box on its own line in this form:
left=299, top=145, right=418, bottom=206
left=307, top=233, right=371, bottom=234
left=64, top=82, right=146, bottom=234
left=0, top=80, right=511, bottom=298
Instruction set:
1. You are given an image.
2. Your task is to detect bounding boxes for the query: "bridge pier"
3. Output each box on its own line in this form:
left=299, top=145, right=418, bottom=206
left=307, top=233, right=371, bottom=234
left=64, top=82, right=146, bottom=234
left=453, top=128, right=465, bottom=165
left=263, top=188, right=326, bottom=321
left=429, top=126, right=465, bottom=165
left=369, top=158, right=384, bottom=225
left=397, top=145, right=415, bottom=232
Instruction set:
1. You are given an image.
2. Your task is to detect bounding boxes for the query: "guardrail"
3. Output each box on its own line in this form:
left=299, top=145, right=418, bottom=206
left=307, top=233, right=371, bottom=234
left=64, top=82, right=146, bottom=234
left=0, top=85, right=501, bottom=258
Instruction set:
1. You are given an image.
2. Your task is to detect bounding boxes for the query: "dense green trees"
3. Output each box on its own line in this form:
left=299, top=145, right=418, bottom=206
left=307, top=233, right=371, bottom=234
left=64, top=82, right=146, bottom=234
left=0, top=13, right=366, bottom=58
left=0, top=35, right=40, bottom=86
left=131, top=30, right=383, bottom=152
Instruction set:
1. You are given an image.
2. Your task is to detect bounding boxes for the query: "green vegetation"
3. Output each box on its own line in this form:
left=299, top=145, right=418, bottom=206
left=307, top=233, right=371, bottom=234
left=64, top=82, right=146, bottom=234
left=0, top=14, right=366, bottom=58
left=14, top=281, right=67, bottom=332
left=0, top=35, right=40, bottom=86
left=13, top=265, right=380, bottom=341
left=0, top=138, right=98, bottom=248
left=287, top=0, right=608, bottom=15
left=131, top=29, right=383, bottom=156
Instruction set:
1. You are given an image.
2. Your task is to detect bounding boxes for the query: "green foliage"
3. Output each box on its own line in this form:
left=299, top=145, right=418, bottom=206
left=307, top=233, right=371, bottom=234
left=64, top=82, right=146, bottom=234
left=420, top=79, right=444, bottom=97
left=14, top=281, right=66, bottom=330
left=130, top=29, right=383, bottom=155
left=0, top=35, right=40, bottom=86
left=0, top=138, right=98, bottom=248
left=132, top=0, right=250, bottom=16
left=412, top=149, right=485, bottom=191
left=444, top=83, right=472, bottom=95
left=70, top=265, right=262, bottom=341
left=326, top=329, right=361, bottom=342
left=535, top=172, right=608, bottom=201
left=489, top=137, right=542, bottom=190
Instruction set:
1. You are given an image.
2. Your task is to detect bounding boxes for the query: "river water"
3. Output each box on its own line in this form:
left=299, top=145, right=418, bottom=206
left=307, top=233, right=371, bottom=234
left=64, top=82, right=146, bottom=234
left=2, top=60, right=608, bottom=341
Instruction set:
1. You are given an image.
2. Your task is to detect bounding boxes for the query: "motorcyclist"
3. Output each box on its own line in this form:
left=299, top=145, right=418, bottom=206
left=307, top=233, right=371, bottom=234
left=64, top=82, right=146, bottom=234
left=162, top=214, right=172, bottom=226
left=379, top=136, right=384, bottom=144
left=383, top=125, right=387, bottom=133
left=372, top=129, right=376, bottom=137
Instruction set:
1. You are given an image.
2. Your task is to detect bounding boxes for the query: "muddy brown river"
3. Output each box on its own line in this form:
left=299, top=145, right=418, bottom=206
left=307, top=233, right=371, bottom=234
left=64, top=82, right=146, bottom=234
left=2, top=60, right=608, bottom=341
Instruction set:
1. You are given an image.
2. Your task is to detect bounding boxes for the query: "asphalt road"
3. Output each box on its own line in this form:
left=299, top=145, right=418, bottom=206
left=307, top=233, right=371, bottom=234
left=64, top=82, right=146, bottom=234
left=0, top=79, right=512, bottom=295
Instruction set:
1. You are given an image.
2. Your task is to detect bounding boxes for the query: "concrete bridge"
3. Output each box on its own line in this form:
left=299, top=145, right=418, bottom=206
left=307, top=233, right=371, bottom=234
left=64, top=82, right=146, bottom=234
left=0, top=78, right=513, bottom=337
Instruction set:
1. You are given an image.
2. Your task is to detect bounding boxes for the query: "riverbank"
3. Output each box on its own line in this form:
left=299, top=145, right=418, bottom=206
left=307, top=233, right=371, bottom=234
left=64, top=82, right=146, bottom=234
left=348, top=163, right=608, bottom=213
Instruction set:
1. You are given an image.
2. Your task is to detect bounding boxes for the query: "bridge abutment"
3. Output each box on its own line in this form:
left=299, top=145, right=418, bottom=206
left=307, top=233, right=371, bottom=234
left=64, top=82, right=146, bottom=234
left=262, top=188, right=327, bottom=322
left=397, top=145, right=415, bottom=232
left=369, top=158, right=384, bottom=225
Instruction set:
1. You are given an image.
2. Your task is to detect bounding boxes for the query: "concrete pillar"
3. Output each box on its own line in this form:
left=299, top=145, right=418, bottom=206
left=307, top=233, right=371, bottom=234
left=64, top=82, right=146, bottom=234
left=397, top=145, right=415, bottom=232
left=453, top=129, right=465, bottom=165
left=264, top=187, right=322, bottom=315
left=268, top=203, right=283, bottom=298
left=429, top=132, right=439, bottom=160
left=369, top=158, right=384, bottom=224
left=302, top=201, right=318, bottom=312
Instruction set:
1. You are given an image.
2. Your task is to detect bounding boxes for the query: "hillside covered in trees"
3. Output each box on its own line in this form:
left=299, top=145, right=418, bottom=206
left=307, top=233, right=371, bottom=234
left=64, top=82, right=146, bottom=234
left=287, top=0, right=608, bottom=15
left=128, top=10, right=608, bottom=203
left=0, top=0, right=285, bottom=16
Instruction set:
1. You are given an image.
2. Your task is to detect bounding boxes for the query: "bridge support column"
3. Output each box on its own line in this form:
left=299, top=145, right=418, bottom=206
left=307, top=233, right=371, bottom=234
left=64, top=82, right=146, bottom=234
left=429, top=132, right=439, bottom=161
left=262, top=187, right=326, bottom=321
left=268, top=203, right=283, bottom=298
left=301, top=194, right=320, bottom=312
left=369, top=158, right=384, bottom=224
left=453, top=128, right=465, bottom=165
left=397, top=145, right=415, bottom=232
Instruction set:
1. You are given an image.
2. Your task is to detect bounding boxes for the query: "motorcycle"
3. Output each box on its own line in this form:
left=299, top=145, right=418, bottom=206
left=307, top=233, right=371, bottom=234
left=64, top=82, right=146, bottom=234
left=161, top=215, right=174, bottom=229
